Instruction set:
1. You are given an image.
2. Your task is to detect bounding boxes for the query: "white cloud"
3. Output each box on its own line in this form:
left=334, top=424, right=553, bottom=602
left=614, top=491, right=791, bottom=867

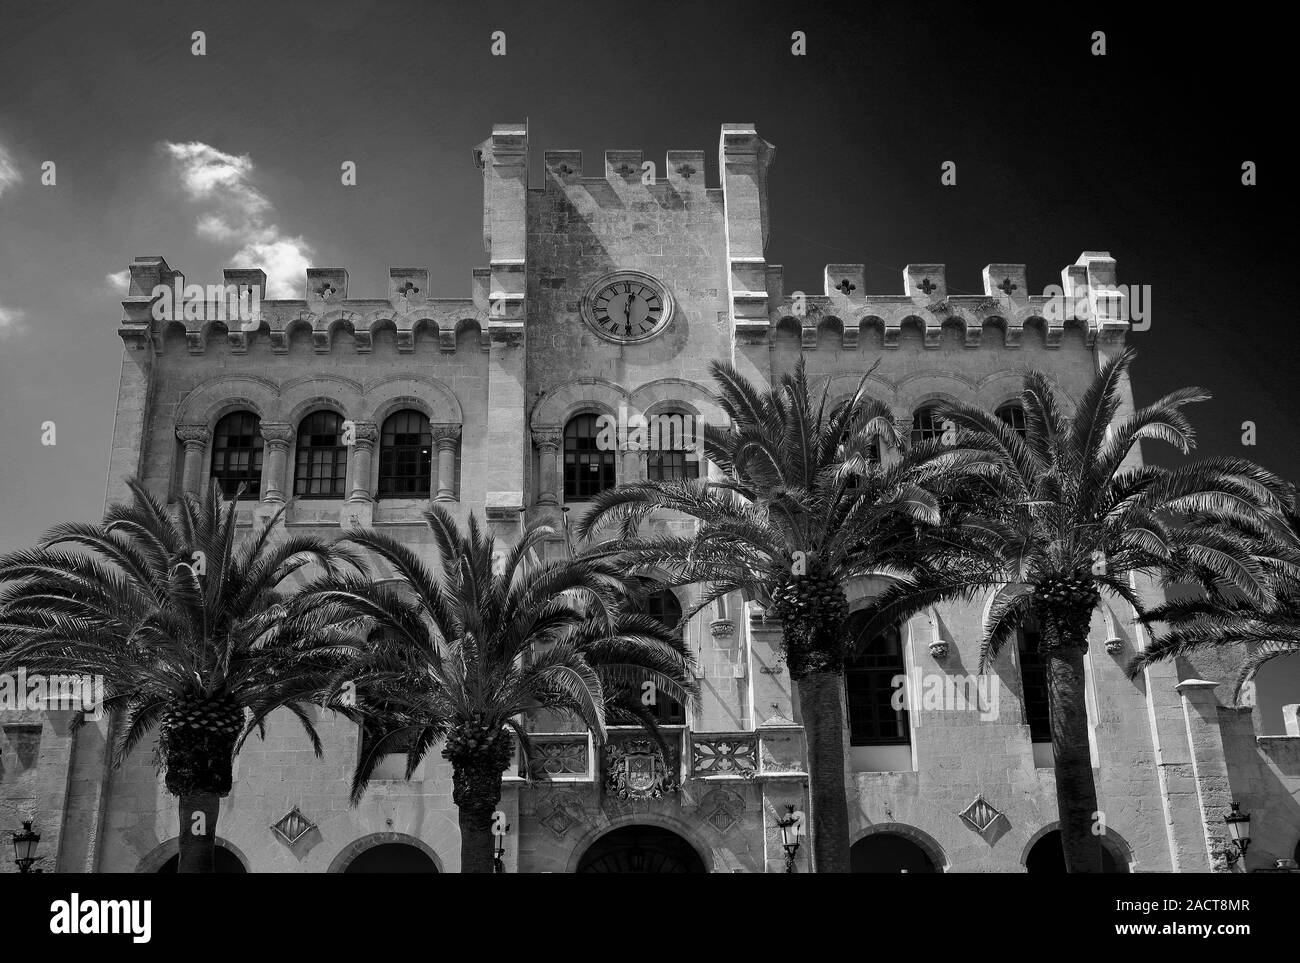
left=162, top=142, right=314, bottom=298
left=103, top=269, right=130, bottom=294
left=0, top=143, right=21, bottom=198
left=0, top=300, right=25, bottom=336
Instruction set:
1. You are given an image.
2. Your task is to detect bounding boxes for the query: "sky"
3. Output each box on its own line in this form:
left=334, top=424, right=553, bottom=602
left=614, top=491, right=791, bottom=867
left=0, top=0, right=1296, bottom=722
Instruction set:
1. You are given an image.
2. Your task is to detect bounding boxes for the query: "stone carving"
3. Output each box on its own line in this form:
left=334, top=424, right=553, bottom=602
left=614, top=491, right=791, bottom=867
left=691, top=735, right=758, bottom=778
left=698, top=788, right=745, bottom=834
left=605, top=738, right=676, bottom=799
left=527, top=737, right=588, bottom=779
left=271, top=806, right=317, bottom=846
left=958, top=794, right=1004, bottom=837
left=175, top=424, right=210, bottom=448
left=537, top=790, right=584, bottom=840
left=259, top=422, right=294, bottom=447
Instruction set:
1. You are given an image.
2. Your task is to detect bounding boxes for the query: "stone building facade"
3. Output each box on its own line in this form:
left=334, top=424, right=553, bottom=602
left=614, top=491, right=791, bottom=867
left=3, top=122, right=1298, bottom=872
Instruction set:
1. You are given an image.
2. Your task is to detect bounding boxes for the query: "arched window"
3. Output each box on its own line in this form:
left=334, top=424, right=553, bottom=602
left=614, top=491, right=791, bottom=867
left=910, top=406, right=944, bottom=446
left=846, top=614, right=909, bottom=745
left=210, top=411, right=263, bottom=499
left=294, top=411, right=348, bottom=498
left=564, top=413, right=615, bottom=501
left=996, top=402, right=1028, bottom=439
left=646, top=411, right=701, bottom=482
left=642, top=589, right=686, bottom=725
left=378, top=410, right=432, bottom=497
left=1017, top=614, right=1052, bottom=743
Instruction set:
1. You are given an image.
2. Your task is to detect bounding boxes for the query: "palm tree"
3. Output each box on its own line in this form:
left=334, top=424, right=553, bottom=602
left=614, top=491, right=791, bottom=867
left=857, top=348, right=1286, bottom=871
left=574, top=358, right=995, bottom=872
left=1130, top=490, right=1300, bottom=697
left=296, top=507, right=698, bottom=873
left=0, top=480, right=363, bottom=872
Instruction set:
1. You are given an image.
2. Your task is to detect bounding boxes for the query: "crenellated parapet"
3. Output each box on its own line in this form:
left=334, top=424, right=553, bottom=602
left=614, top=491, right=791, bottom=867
left=760, top=253, right=1130, bottom=350
left=119, top=259, right=495, bottom=356
left=538, top=146, right=714, bottom=198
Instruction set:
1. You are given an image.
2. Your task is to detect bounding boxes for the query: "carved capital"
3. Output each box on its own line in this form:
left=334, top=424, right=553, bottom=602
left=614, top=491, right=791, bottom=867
left=532, top=426, right=562, bottom=451
left=430, top=423, right=462, bottom=450
left=176, top=424, right=210, bottom=449
left=259, top=422, right=294, bottom=447
left=349, top=421, right=379, bottom=450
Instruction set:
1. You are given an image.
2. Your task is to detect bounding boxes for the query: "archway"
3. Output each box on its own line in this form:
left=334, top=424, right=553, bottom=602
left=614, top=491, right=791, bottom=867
left=851, top=831, right=941, bottom=873
left=343, top=842, right=439, bottom=873
left=329, top=833, right=443, bottom=873
left=576, top=825, right=707, bottom=873
left=1025, top=829, right=1126, bottom=873
left=157, top=846, right=247, bottom=873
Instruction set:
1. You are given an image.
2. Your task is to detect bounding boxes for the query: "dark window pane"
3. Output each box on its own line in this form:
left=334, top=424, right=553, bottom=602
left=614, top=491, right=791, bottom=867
left=910, top=406, right=943, bottom=446
left=294, top=411, right=347, bottom=497
left=846, top=616, right=910, bottom=746
left=1017, top=616, right=1052, bottom=742
left=564, top=414, right=615, bottom=501
left=646, top=414, right=701, bottom=482
left=641, top=590, right=685, bottom=725
left=997, top=403, right=1028, bottom=439
left=211, top=411, right=263, bottom=499
left=378, top=409, right=432, bottom=496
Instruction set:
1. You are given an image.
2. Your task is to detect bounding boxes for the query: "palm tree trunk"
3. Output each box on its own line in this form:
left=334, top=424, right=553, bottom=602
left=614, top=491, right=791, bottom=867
left=1045, top=644, right=1104, bottom=873
left=459, top=806, right=498, bottom=874
left=452, top=755, right=506, bottom=873
left=177, top=792, right=220, bottom=873
left=795, top=671, right=851, bottom=873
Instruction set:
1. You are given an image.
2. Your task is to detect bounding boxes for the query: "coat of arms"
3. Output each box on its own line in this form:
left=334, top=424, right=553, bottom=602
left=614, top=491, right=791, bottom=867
left=605, top=739, right=676, bottom=799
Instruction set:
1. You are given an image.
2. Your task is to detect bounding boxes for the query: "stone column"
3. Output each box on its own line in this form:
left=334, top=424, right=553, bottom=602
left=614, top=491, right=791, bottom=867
left=1177, top=679, right=1238, bottom=872
left=532, top=427, right=561, bottom=505
left=259, top=422, right=294, bottom=503
left=431, top=423, right=462, bottom=502
left=346, top=421, right=378, bottom=502
left=622, top=448, right=642, bottom=486
left=176, top=424, right=210, bottom=495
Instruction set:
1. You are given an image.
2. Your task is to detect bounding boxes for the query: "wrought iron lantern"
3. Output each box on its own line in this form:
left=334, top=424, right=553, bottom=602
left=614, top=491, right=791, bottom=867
left=775, top=805, right=802, bottom=873
left=12, top=820, right=41, bottom=873
left=1222, top=802, right=1250, bottom=864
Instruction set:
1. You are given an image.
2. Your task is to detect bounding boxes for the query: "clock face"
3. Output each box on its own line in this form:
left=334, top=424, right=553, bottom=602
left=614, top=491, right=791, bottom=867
left=582, top=271, right=673, bottom=343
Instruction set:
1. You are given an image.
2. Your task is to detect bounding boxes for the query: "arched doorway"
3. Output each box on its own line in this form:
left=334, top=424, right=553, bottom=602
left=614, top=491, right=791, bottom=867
left=851, top=833, right=940, bottom=873
left=158, top=846, right=247, bottom=873
left=1025, top=830, right=1126, bottom=873
left=343, top=843, right=440, bottom=873
left=576, top=825, right=707, bottom=873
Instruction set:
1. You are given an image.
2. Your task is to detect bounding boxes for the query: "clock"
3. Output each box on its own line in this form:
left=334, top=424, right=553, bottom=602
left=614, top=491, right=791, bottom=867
left=581, top=270, right=674, bottom=343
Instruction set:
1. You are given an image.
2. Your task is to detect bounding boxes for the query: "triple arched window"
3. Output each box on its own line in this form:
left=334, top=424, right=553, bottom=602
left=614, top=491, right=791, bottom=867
left=199, top=407, right=450, bottom=501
